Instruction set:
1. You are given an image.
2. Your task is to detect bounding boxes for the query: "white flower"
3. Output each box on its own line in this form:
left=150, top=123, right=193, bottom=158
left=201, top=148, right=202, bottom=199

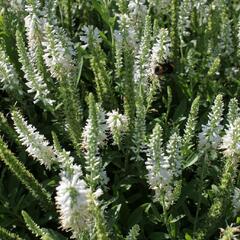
left=0, top=47, right=23, bottom=95
left=43, top=23, right=76, bottom=79
left=107, top=111, right=128, bottom=130
left=148, top=29, right=171, bottom=77
left=127, top=0, right=147, bottom=39
left=82, top=105, right=107, bottom=149
left=94, top=188, right=103, bottom=199
left=198, top=124, right=223, bottom=150
left=24, top=2, right=46, bottom=61
left=25, top=69, right=54, bottom=106
left=80, top=25, right=102, bottom=47
left=113, top=30, right=123, bottom=43
left=227, top=98, right=239, bottom=126
left=178, top=0, right=193, bottom=41
left=165, top=133, right=182, bottom=178
left=54, top=144, right=81, bottom=176
left=148, top=0, right=171, bottom=12
left=221, top=118, right=240, bottom=157
left=106, top=110, right=128, bottom=145
left=193, top=0, right=210, bottom=26
left=82, top=102, right=108, bottom=188
left=10, top=0, right=25, bottom=11
left=128, top=0, right=147, bottom=20
left=55, top=171, right=92, bottom=235
left=198, top=95, right=224, bottom=150
left=114, top=30, right=123, bottom=79
left=117, top=14, right=138, bottom=49
left=146, top=124, right=174, bottom=205
left=12, top=111, right=57, bottom=170
left=16, top=31, right=54, bottom=107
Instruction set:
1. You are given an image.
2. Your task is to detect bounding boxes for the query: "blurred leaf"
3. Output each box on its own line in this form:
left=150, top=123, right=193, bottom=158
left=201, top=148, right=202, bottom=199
left=185, top=233, right=192, bottom=240
left=183, top=154, right=199, bottom=169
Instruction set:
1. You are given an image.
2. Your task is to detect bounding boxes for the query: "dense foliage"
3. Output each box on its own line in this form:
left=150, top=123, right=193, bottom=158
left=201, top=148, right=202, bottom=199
left=0, top=0, right=240, bottom=239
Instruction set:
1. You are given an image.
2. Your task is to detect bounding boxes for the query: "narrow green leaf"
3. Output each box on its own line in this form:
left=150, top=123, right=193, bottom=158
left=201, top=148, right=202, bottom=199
left=0, top=137, right=53, bottom=211
left=0, top=226, right=23, bottom=240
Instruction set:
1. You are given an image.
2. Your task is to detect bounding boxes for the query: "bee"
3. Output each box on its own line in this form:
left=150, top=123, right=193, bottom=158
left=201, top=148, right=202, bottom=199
left=154, top=61, right=175, bottom=77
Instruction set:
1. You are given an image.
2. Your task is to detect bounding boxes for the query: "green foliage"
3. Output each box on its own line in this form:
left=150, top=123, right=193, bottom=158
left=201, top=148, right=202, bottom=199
left=125, top=225, right=140, bottom=240
left=0, top=0, right=240, bottom=240
left=22, top=210, right=46, bottom=238
left=22, top=210, right=67, bottom=240
left=0, top=136, right=53, bottom=211
left=0, top=226, right=23, bottom=240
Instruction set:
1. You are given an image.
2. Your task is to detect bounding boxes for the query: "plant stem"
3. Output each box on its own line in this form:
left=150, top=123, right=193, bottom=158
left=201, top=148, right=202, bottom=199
left=193, top=152, right=208, bottom=232
left=162, top=196, right=174, bottom=240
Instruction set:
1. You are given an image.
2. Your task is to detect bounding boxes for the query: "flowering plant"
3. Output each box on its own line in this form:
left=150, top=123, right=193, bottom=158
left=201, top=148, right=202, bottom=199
left=0, top=1, right=240, bottom=240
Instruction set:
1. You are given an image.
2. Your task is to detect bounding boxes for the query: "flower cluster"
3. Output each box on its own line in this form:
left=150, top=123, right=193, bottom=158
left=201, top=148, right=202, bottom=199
left=116, top=0, right=147, bottom=50
left=148, top=0, right=171, bottom=15
left=16, top=30, right=54, bottom=107
left=148, top=28, right=172, bottom=77
left=82, top=95, right=108, bottom=189
left=146, top=124, right=182, bottom=207
left=106, top=110, right=128, bottom=147
left=114, top=30, right=124, bottom=79
left=0, top=47, right=23, bottom=95
left=80, top=25, right=102, bottom=48
left=182, top=96, right=200, bottom=153
left=165, top=133, right=182, bottom=178
left=198, top=94, right=224, bottom=150
left=12, top=110, right=57, bottom=170
left=219, top=224, right=240, bottom=240
left=131, top=87, right=147, bottom=161
left=221, top=118, right=240, bottom=157
left=218, top=3, right=234, bottom=57
left=55, top=166, right=92, bottom=236
left=24, top=1, right=45, bottom=66
left=194, top=0, right=210, bottom=27
left=53, top=132, right=106, bottom=238
left=43, top=23, right=76, bottom=80
left=128, top=0, right=147, bottom=26
left=227, top=98, right=239, bottom=126
left=117, top=14, right=137, bottom=49
left=146, top=124, right=171, bottom=201
left=82, top=105, right=107, bottom=150
left=9, top=0, right=25, bottom=11
left=25, top=1, right=42, bottom=37
left=133, top=15, right=151, bottom=86
left=178, top=0, right=192, bottom=46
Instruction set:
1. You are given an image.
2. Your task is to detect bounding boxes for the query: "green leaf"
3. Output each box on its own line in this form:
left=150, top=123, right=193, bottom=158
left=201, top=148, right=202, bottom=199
left=0, top=226, right=23, bottom=240
left=169, top=214, right=185, bottom=223
left=185, top=233, right=192, bottom=240
left=183, top=153, right=199, bottom=169
left=22, top=210, right=45, bottom=237
left=0, top=137, right=53, bottom=211
left=173, top=99, right=187, bottom=122
left=127, top=205, right=145, bottom=227
left=75, top=57, right=83, bottom=88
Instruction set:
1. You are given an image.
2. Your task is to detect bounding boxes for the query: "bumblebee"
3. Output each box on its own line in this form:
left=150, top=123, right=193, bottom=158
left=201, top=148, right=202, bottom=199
left=154, top=61, right=174, bottom=77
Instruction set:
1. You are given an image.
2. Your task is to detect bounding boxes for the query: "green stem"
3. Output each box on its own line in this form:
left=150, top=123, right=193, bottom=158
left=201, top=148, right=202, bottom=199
left=193, top=152, right=208, bottom=232
left=161, top=196, right=174, bottom=240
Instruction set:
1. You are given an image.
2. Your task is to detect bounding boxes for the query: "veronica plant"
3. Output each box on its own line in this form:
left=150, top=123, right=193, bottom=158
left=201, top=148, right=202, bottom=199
left=0, top=1, right=240, bottom=240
